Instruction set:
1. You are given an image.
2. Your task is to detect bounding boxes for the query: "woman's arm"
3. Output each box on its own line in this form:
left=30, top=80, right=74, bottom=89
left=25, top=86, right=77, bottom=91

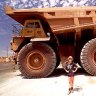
left=73, top=63, right=81, bottom=72
left=73, top=67, right=78, bottom=72
left=64, top=67, right=69, bottom=73
left=63, top=61, right=70, bottom=73
left=64, top=64, right=70, bottom=73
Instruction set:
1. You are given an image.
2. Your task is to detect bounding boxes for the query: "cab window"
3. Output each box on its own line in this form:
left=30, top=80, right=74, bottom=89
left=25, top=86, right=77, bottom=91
left=26, top=22, right=35, bottom=28
left=25, top=22, right=40, bottom=28
left=35, top=22, right=40, bottom=28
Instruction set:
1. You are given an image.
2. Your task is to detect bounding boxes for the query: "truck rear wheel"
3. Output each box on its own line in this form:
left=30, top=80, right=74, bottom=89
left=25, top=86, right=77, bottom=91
left=18, top=42, right=56, bottom=78
left=80, top=38, right=96, bottom=75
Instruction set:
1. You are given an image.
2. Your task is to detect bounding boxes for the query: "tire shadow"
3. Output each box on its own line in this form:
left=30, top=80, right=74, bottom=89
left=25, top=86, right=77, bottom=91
left=49, top=68, right=90, bottom=78
left=75, top=68, right=90, bottom=76
left=18, top=68, right=90, bottom=79
left=49, top=68, right=67, bottom=77
left=73, top=86, right=83, bottom=92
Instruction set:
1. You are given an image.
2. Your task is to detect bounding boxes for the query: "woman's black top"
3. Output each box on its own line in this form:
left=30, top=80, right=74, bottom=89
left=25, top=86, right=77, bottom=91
left=65, top=63, right=77, bottom=76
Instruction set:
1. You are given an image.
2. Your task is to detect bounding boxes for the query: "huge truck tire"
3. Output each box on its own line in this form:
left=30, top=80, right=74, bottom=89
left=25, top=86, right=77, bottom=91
left=18, top=42, right=56, bottom=78
left=80, top=38, right=96, bottom=75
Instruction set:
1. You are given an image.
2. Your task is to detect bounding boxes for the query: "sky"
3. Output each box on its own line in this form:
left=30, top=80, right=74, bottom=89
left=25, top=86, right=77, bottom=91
left=0, top=1, right=11, bottom=57
left=0, top=0, right=96, bottom=57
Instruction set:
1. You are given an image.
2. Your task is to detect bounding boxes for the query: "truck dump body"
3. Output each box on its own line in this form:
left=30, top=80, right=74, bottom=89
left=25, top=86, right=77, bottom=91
left=5, top=6, right=96, bottom=34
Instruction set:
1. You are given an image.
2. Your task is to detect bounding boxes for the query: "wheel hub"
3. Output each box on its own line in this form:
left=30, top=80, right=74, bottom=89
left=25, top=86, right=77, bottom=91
left=34, top=58, right=39, bottom=63
left=27, top=51, right=46, bottom=70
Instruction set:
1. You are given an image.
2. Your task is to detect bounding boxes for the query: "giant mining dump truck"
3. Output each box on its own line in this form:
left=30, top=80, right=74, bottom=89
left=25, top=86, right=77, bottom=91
left=5, top=6, right=96, bottom=78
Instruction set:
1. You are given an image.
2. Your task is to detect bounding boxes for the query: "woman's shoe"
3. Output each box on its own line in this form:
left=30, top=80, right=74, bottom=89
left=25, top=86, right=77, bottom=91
left=67, top=88, right=71, bottom=95
left=71, top=87, right=74, bottom=93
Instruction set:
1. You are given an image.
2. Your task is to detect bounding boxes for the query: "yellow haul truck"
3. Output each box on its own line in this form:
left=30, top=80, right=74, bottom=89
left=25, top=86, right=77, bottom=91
left=5, top=6, right=96, bottom=78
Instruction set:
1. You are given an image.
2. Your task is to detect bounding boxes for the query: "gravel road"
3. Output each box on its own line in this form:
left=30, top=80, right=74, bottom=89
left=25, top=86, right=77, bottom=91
left=0, top=63, right=96, bottom=96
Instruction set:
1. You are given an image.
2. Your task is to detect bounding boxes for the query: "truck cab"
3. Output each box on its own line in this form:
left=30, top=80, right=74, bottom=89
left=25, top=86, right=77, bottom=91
left=20, top=20, right=46, bottom=38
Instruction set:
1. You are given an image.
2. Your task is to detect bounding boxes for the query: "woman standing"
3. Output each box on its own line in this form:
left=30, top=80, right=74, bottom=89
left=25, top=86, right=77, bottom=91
left=63, top=56, right=79, bottom=95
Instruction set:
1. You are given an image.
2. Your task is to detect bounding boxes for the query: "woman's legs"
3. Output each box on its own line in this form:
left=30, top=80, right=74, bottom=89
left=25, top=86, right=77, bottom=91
left=68, top=76, right=74, bottom=94
left=68, top=76, right=74, bottom=88
left=71, top=76, right=74, bottom=89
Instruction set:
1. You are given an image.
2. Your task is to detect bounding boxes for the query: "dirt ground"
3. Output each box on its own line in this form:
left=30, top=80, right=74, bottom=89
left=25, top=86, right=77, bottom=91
left=0, top=63, right=96, bottom=96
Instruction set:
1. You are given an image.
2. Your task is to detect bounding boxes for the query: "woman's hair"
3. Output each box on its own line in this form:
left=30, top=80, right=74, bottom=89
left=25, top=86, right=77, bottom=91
left=67, top=56, right=73, bottom=61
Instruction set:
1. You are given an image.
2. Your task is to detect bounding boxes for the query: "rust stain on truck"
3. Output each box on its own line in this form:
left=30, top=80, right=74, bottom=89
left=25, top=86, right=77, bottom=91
left=5, top=6, right=96, bottom=78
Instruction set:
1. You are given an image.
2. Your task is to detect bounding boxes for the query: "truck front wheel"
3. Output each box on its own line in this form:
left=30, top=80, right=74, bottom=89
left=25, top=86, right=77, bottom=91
left=80, top=38, right=96, bottom=75
left=18, top=42, right=56, bottom=78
